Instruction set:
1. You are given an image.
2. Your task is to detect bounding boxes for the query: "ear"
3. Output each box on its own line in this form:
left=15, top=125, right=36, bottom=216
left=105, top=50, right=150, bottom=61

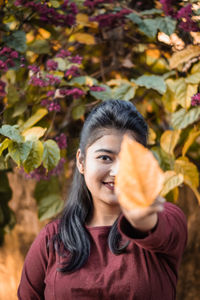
left=76, top=149, right=84, bottom=174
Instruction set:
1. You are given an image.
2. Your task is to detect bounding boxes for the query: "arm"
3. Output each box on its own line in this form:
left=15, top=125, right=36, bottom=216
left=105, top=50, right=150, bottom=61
left=118, top=201, right=187, bottom=262
left=17, top=226, right=49, bottom=300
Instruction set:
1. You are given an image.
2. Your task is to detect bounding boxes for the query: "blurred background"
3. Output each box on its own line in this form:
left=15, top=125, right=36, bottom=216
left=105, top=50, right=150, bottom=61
left=0, top=0, right=200, bottom=299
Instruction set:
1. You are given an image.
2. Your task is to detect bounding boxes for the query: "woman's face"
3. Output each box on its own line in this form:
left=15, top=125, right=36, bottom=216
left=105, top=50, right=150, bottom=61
left=77, top=129, right=129, bottom=207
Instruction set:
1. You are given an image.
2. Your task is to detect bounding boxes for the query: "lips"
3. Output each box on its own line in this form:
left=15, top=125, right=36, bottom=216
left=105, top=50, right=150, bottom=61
left=103, top=182, right=115, bottom=191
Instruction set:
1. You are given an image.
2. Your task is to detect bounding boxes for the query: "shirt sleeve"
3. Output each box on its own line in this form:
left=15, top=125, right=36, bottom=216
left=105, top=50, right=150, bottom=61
left=118, top=202, right=187, bottom=264
left=17, top=226, right=49, bottom=300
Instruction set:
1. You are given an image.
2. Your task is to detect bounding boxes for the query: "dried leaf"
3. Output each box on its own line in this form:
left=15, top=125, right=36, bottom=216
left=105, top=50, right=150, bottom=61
left=169, top=45, right=200, bottom=69
left=115, top=135, right=164, bottom=210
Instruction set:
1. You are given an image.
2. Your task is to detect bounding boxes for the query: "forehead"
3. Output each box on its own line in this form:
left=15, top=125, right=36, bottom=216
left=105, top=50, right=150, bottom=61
left=86, top=129, right=130, bottom=154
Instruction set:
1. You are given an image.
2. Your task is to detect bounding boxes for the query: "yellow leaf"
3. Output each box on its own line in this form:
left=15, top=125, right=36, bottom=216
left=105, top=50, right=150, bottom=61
left=37, top=28, right=51, bottom=39
left=85, top=76, right=94, bottom=87
left=160, top=170, right=184, bottom=197
left=162, top=79, right=178, bottom=113
left=76, top=13, right=98, bottom=28
left=22, top=109, right=48, bottom=131
left=182, top=127, right=200, bottom=156
left=148, top=127, right=157, bottom=145
left=174, top=157, right=199, bottom=188
left=73, top=33, right=95, bottom=45
left=175, top=78, right=198, bottom=109
left=115, top=135, right=164, bottom=210
left=169, top=45, right=200, bottom=69
left=76, top=13, right=89, bottom=25
left=173, top=187, right=179, bottom=202
left=160, top=130, right=181, bottom=155
left=22, top=127, right=47, bottom=141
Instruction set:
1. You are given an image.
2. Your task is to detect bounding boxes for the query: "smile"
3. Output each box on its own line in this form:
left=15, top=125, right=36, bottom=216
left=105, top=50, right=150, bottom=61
left=103, top=182, right=115, bottom=191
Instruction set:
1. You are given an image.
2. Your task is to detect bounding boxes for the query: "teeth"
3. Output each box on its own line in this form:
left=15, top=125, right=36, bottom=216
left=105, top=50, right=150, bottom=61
left=108, top=182, right=114, bottom=187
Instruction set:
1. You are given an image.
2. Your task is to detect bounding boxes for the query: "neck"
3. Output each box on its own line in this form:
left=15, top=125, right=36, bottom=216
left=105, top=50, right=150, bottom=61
left=86, top=200, right=121, bottom=227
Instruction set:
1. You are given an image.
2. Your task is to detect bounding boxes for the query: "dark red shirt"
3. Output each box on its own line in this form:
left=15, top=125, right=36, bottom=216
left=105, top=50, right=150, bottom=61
left=18, top=202, right=187, bottom=299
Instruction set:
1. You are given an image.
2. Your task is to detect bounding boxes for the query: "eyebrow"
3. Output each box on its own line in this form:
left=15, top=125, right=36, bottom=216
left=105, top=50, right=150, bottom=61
left=94, top=149, right=117, bottom=155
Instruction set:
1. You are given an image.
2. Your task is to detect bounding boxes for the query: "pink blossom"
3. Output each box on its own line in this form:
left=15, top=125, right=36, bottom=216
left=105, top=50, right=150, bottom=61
left=60, top=88, right=85, bottom=99
left=46, top=90, right=55, bottom=97
left=46, top=60, right=58, bottom=71
left=65, top=66, right=79, bottom=77
left=90, top=85, right=106, bottom=92
left=191, top=93, right=200, bottom=106
left=56, top=49, right=71, bottom=58
left=29, top=76, right=48, bottom=87
left=10, top=51, right=19, bottom=58
left=70, top=55, right=83, bottom=64
left=0, top=60, right=8, bottom=71
left=55, top=133, right=67, bottom=149
left=160, top=0, right=177, bottom=18
left=28, top=65, right=40, bottom=73
left=46, top=74, right=61, bottom=85
left=48, top=102, right=61, bottom=112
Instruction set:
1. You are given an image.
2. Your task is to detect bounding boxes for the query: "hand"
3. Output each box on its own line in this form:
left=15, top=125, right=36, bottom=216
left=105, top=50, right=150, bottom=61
left=119, top=196, right=165, bottom=232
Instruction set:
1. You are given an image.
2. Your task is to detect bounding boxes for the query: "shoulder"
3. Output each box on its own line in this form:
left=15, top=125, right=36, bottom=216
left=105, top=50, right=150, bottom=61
left=44, top=218, right=60, bottom=237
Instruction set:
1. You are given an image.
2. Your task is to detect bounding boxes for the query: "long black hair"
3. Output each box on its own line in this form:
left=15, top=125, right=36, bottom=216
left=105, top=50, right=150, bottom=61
left=55, top=99, right=148, bottom=273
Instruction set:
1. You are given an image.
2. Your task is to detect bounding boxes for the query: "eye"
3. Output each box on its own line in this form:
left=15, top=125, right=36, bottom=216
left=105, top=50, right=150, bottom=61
left=97, top=155, right=112, bottom=162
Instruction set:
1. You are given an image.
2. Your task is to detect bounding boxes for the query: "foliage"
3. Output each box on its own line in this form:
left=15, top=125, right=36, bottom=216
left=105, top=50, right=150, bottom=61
left=0, top=0, right=200, bottom=244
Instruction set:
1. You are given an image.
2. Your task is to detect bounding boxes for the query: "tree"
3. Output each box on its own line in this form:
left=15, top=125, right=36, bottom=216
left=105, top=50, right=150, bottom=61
left=0, top=0, right=200, bottom=244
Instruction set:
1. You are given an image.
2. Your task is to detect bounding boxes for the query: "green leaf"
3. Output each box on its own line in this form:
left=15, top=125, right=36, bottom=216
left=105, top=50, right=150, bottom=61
left=37, top=194, right=63, bottom=221
left=8, top=141, right=33, bottom=166
left=72, top=104, right=85, bottom=120
left=138, top=19, right=158, bottom=37
left=0, top=125, right=23, bottom=143
left=112, top=82, right=136, bottom=101
left=28, top=40, right=50, bottom=54
left=3, top=30, right=27, bottom=52
left=139, top=9, right=163, bottom=15
left=34, top=177, right=63, bottom=220
left=7, top=85, right=20, bottom=105
left=171, top=107, right=200, bottom=129
left=23, top=140, right=44, bottom=173
left=42, top=140, right=60, bottom=171
left=157, top=17, right=176, bottom=36
left=132, top=75, right=166, bottom=94
left=54, top=57, right=71, bottom=71
left=12, top=101, right=27, bottom=117
left=69, top=76, right=98, bottom=86
left=90, top=84, right=112, bottom=101
left=22, top=108, right=48, bottom=131
left=127, top=13, right=143, bottom=25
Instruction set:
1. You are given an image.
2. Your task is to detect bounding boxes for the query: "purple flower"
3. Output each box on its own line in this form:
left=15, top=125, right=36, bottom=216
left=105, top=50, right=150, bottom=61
left=56, top=49, right=71, bottom=58
left=70, top=55, right=83, bottom=64
left=46, top=74, right=61, bottom=86
left=0, top=60, right=8, bottom=71
left=46, top=60, right=58, bottom=71
left=29, top=76, right=48, bottom=87
left=90, top=85, right=106, bottom=92
left=60, top=88, right=85, bottom=99
left=84, top=0, right=113, bottom=9
left=28, top=65, right=40, bottom=73
left=0, top=80, right=6, bottom=97
left=65, top=66, right=79, bottom=77
left=48, top=101, right=61, bottom=112
left=46, top=90, right=55, bottom=97
left=191, top=93, right=200, bottom=106
left=55, top=133, right=67, bottom=149
left=10, top=51, right=19, bottom=58
left=160, top=0, right=177, bottom=18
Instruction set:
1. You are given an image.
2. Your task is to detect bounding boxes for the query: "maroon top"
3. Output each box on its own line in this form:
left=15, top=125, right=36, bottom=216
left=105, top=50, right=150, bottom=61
left=18, top=202, right=187, bottom=300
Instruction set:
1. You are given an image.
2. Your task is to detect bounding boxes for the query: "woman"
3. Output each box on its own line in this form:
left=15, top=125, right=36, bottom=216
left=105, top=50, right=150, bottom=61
left=18, top=99, right=187, bottom=299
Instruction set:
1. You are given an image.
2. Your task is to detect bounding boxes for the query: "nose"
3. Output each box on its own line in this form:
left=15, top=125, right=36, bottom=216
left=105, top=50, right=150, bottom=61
left=109, top=159, right=119, bottom=176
